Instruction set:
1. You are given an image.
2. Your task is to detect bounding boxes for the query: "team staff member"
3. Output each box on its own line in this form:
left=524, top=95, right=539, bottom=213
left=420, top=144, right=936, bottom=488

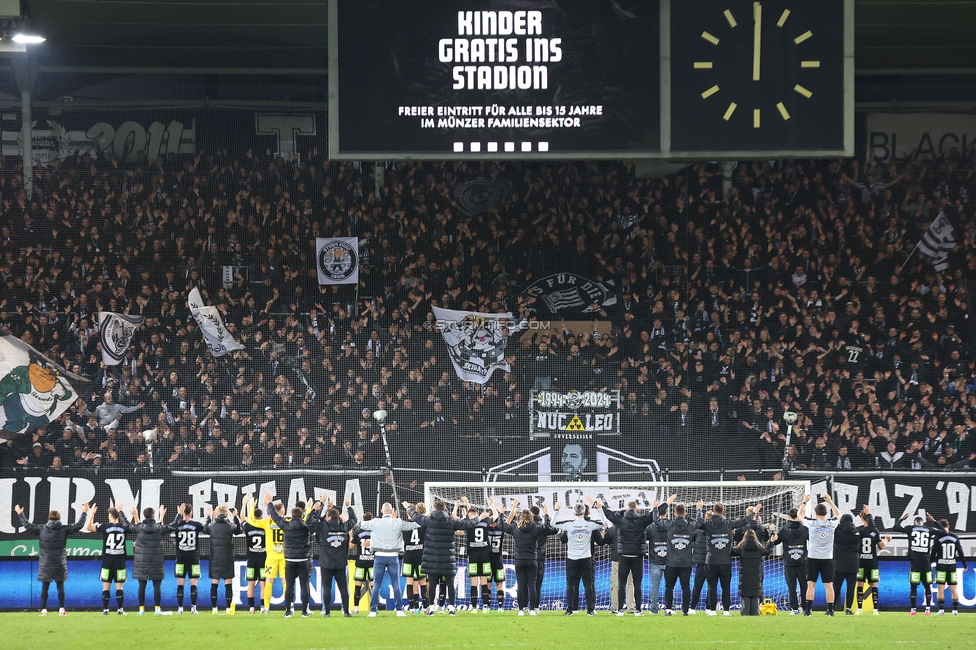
left=855, top=506, right=889, bottom=615
left=171, top=504, right=205, bottom=614
left=498, top=499, right=557, bottom=616
left=698, top=500, right=760, bottom=616
left=773, top=507, right=810, bottom=615
left=263, top=493, right=313, bottom=618
left=653, top=495, right=697, bottom=616
left=241, top=496, right=268, bottom=614
left=802, top=493, right=840, bottom=616
left=86, top=502, right=130, bottom=616
left=592, top=496, right=658, bottom=617
left=15, top=501, right=90, bottom=616
left=897, top=512, right=942, bottom=615
left=127, top=504, right=173, bottom=615
left=356, top=502, right=420, bottom=617
left=688, top=514, right=710, bottom=614
left=595, top=519, right=638, bottom=614
left=931, top=519, right=967, bottom=616
left=553, top=502, right=603, bottom=616
left=832, top=514, right=860, bottom=615
left=247, top=496, right=287, bottom=613
left=204, top=505, right=241, bottom=614
left=732, top=530, right=774, bottom=616
left=309, top=495, right=356, bottom=617
left=645, top=500, right=670, bottom=615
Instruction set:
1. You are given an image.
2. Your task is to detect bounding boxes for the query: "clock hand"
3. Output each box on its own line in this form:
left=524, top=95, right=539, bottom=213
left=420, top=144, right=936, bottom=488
left=753, top=2, right=762, bottom=81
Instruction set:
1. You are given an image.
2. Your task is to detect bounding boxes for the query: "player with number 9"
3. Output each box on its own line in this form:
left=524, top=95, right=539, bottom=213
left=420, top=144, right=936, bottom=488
left=86, top=502, right=130, bottom=615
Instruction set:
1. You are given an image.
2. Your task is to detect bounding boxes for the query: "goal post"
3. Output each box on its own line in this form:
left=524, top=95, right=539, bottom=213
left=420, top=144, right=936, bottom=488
left=423, top=481, right=810, bottom=612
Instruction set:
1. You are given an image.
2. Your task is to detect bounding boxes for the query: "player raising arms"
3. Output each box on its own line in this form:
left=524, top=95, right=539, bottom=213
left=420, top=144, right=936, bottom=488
left=309, top=495, right=357, bottom=617
left=127, top=504, right=173, bottom=615
left=462, top=496, right=496, bottom=612
left=897, top=512, right=941, bottom=615
left=86, top=502, right=130, bottom=615
left=248, top=496, right=287, bottom=613
left=15, top=501, right=90, bottom=616
left=931, top=519, right=967, bottom=616
left=351, top=512, right=375, bottom=614
left=241, top=496, right=267, bottom=614
left=802, top=493, right=839, bottom=616
left=854, top=506, right=890, bottom=615
left=486, top=499, right=508, bottom=612
left=401, top=502, right=427, bottom=614
left=171, top=504, right=205, bottom=614
left=204, top=504, right=242, bottom=614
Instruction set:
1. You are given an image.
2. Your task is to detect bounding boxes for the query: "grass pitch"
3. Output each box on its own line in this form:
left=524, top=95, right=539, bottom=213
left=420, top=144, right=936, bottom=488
left=0, top=610, right=972, bottom=649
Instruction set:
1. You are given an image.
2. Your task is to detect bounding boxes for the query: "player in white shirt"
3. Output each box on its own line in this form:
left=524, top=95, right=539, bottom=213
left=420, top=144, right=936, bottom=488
left=801, top=493, right=840, bottom=616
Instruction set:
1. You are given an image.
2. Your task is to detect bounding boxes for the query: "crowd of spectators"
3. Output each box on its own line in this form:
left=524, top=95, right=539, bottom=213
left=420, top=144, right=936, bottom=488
left=2, top=145, right=976, bottom=474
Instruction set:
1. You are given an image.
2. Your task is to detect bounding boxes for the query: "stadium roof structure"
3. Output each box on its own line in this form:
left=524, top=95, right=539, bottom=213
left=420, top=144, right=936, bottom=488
left=0, top=0, right=969, bottom=109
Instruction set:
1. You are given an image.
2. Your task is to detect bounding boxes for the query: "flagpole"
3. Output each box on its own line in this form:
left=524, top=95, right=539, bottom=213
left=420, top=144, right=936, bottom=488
left=898, top=241, right=920, bottom=275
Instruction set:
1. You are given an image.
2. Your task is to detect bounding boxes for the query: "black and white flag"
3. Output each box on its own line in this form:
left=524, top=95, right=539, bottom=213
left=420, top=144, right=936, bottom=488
left=432, top=307, right=522, bottom=384
left=96, top=312, right=144, bottom=365
left=187, top=288, right=244, bottom=357
left=917, top=211, right=956, bottom=272
left=315, top=237, right=359, bottom=285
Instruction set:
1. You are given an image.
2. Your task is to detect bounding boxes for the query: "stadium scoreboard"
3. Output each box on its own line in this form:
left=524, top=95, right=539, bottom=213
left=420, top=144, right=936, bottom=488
left=328, top=0, right=853, bottom=160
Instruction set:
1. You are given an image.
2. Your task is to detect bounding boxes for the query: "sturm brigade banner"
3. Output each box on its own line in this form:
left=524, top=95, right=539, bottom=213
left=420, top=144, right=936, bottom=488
left=96, top=312, right=145, bottom=366
left=0, top=470, right=383, bottom=539
left=315, top=237, right=360, bottom=285
left=433, top=307, right=522, bottom=384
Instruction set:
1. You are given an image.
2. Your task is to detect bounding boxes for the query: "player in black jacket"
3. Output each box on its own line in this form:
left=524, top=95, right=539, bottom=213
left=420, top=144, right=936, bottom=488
left=264, top=492, right=313, bottom=618
left=698, top=500, right=760, bottom=615
left=171, top=503, right=205, bottom=614
left=854, top=506, right=889, bottom=615
left=15, top=501, right=90, bottom=616
left=308, top=494, right=356, bottom=617
left=931, top=519, right=968, bottom=616
left=773, top=507, right=810, bottom=614
left=897, top=512, right=941, bottom=615
left=592, top=496, right=658, bottom=616
left=498, top=499, right=557, bottom=616
left=653, top=495, right=697, bottom=616
left=241, top=495, right=268, bottom=614
left=86, top=503, right=130, bottom=615
left=204, top=505, right=242, bottom=614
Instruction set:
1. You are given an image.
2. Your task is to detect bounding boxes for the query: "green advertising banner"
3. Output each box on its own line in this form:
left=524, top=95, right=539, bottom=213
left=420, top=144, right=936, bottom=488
left=0, top=539, right=132, bottom=558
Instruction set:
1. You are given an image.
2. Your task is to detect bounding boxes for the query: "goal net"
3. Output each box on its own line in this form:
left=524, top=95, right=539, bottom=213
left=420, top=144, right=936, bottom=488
left=423, top=481, right=809, bottom=612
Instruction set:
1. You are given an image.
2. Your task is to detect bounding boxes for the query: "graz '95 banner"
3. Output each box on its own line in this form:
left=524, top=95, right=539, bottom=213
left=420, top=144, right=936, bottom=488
left=529, top=390, right=620, bottom=440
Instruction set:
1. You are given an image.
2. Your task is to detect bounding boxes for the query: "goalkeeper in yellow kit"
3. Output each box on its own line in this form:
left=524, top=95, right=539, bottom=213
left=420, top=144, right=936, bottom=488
left=247, top=496, right=287, bottom=612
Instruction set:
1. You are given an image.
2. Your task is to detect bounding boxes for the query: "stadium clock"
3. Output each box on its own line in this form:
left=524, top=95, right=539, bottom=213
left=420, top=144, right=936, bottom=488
left=669, top=0, right=850, bottom=154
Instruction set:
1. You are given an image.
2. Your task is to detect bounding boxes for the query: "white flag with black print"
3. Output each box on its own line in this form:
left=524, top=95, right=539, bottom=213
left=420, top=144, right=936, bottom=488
left=917, top=211, right=956, bottom=272
left=186, top=288, right=244, bottom=357
left=315, top=237, right=359, bottom=285
left=432, top=306, right=523, bottom=384
left=96, top=312, right=144, bottom=366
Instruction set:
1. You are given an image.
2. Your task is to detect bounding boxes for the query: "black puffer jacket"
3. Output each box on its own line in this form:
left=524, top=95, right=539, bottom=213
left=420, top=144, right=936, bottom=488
left=310, top=507, right=357, bottom=570
left=268, top=509, right=312, bottom=561
left=833, top=514, right=860, bottom=574
left=408, top=507, right=476, bottom=575
left=205, top=515, right=241, bottom=566
left=732, top=535, right=773, bottom=598
left=602, top=506, right=658, bottom=557
left=500, top=516, right=558, bottom=561
left=128, top=517, right=175, bottom=580
left=692, top=528, right=708, bottom=565
left=19, top=512, right=88, bottom=582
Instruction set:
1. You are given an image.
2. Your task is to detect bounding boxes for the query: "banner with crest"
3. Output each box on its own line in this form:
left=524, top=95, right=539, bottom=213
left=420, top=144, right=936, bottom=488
left=432, top=307, right=521, bottom=384
left=96, top=312, right=145, bottom=366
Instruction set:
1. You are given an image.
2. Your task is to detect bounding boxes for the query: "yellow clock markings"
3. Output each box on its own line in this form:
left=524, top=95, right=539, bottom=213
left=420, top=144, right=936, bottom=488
left=702, top=85, right=720, bottom=99
left=801, top=61, right=820, bottom=68
left=776, top=102, right=791, bottom=121
left=724, top=9, right=737, bottom=27
left=794, top=84, right=813, bottom=98
left=702, top=31, right=720, bottom=45
left=794, top=30, right=812, bottom=44
left=776, top=9, right=790, bottom=28
left=752, top=2, right=762, bottom=81
left=723, top=103, right=738, bottom=121
left=694, top=62, right=714, bottom=69
left=753, top=109, right=761, bottom=129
